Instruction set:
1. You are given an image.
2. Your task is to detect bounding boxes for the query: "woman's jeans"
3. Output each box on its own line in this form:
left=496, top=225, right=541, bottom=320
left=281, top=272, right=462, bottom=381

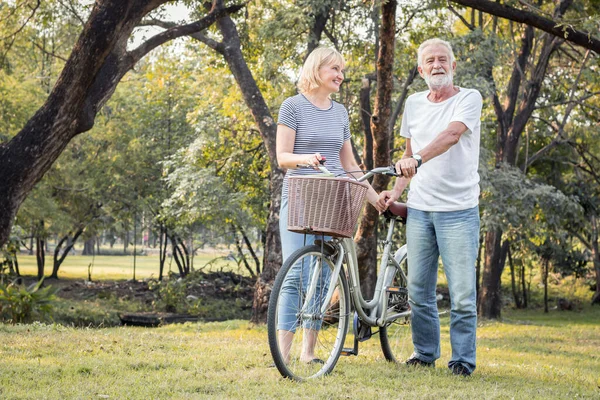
left=406, top=206, right=479, bottom=372
left=277, top=196, right=331, bottom=333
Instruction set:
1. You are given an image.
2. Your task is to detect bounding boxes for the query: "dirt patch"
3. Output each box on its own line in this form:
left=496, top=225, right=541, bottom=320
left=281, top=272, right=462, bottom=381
left=56, top=279, right=156, bottom=304
left=50, top=271, right=256, bottom=305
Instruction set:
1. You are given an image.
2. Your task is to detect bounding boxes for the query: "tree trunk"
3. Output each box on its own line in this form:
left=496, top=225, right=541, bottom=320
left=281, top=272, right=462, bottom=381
left=475, top=233, right=483, bottom=305
left=29, top=225, right=34, bottom=255
left=478, top=228, right=508, bottom=318
left=13, top=254, right=20, bottom=276
left=238, top=224, right=260, bottom=276
left=543, top=258, right=549, bottom=313
left=507, top=244, right=522, bottom=308
left=304, top=1, right=333, bottom=60
left=521, top=262, right=528, bottom=308
left=232, top=224, right=256, bottom=278
left=355, top=0, right=396, bottom=298
left=359, top=78, right=374, bottom=171
left=170, top=234, right=185, bottom=277
left=35, top=223, right=45, bottom=280
left=51, top=227, right=84, bottom=279
left=591, top=216, right=600, bottom=305
left=82, top=237, right=95, bottom=256
left=36, top=239, right=45, bottom=280
left=170, top=235, right=191, bottom=277
left=158, top=223, right=168, bottom=281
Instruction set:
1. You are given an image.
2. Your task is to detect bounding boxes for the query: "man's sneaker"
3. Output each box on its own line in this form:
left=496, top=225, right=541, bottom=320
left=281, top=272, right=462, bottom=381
left=451, top=363, right=471, bottom=376
left=405, top=356, right=435, bottom=368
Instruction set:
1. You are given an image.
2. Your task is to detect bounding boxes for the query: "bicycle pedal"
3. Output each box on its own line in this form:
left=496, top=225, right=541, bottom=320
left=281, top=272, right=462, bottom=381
left=386, top=286, right=407, bottom=293
left=340, top=348, right=358, bottom=356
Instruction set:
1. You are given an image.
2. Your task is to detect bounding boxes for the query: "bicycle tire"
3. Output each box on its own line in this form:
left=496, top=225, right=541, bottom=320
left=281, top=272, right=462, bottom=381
left=380, top=253, right=412, bottom=363
left=267, top=244, right=350, bottom=380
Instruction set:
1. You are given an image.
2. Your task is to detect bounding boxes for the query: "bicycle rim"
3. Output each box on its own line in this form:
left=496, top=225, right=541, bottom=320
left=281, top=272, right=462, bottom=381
left=380, top=256, right=412, bottom=363
left=267, top=245, right=349, bottom=380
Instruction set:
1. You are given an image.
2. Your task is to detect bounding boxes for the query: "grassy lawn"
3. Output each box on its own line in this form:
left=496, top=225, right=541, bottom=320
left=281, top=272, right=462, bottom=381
left=15, top=252, right=244, bottom=280
left=0, top=307, right=598, bottom=399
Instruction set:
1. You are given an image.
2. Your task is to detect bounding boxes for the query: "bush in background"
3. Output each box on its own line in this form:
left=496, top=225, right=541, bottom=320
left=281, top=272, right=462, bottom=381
left=0, top=279, right=58, bottom=323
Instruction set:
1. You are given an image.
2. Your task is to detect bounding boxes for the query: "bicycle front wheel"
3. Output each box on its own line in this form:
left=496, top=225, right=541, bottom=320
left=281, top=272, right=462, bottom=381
left=380, top=254, right=412, bottom=363
left=267, top=244, right=350, bottom=380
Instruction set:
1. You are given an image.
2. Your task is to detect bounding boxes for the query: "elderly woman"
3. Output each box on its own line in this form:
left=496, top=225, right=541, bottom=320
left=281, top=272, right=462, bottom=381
left=275, top=47, right=383, bottom=364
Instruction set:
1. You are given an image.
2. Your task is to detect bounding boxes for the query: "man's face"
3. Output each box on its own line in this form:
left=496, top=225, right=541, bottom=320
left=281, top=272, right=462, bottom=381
left=418, top=44, right=456, bottom=90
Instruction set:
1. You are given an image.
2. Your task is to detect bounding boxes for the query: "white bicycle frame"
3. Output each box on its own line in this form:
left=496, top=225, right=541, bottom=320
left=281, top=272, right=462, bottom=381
left=299, top=167, right=410, bottom=328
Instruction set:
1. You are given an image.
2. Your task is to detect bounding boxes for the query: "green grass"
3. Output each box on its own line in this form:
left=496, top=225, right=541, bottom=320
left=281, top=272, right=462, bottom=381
left=15, top=253, right=245, bottom=280
left=0, top=307, right=598, bottom=399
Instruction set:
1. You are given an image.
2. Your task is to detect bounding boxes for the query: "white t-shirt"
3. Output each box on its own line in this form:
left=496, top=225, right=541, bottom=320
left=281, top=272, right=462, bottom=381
left=400, top=87, right=483, bottom=212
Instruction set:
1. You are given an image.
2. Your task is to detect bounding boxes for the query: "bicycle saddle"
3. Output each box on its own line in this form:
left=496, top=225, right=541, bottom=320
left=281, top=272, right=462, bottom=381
left=384, top=202, right=407, bottom=220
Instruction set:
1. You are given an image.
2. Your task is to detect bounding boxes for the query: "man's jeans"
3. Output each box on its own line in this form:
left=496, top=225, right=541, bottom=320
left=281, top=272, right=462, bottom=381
left=406, top=206, right=479, bottom=372
left=277, top=196, right=331, bottom=332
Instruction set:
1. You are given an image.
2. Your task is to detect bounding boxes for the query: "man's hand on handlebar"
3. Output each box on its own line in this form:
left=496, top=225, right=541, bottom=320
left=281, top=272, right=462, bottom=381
left=396, top=158, right=419, bottom=178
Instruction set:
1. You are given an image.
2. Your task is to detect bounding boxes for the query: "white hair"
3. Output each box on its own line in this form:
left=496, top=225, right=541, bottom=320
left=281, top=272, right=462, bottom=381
left=417, top=38, right=455, bottom=67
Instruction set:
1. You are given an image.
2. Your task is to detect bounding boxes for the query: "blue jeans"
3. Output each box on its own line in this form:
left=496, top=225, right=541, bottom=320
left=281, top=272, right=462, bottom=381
left=406, top=206, right=479, bottom=373
left=277, top=196, right=331, bottom=332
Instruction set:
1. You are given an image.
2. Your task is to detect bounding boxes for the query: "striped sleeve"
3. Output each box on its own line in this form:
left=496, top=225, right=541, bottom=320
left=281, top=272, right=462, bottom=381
left=277, top=98, right=297, bottom=131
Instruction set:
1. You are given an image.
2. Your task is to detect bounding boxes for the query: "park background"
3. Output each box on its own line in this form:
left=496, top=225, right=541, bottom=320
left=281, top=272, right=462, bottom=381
left=0, top=0, right=599, bottom=398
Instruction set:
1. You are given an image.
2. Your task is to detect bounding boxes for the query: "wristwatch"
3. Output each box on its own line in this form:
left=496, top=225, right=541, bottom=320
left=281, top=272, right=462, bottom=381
left=410, top=154, right=422, bottom=168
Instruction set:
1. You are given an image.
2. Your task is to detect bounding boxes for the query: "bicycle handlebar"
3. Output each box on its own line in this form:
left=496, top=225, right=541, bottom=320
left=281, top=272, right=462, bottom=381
left=295, top=163, right=401, bottom=181
left=356, top=166, right=400, bottom=182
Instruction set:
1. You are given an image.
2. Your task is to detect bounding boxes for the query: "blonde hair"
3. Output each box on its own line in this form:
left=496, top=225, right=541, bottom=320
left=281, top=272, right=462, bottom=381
left=417, top=38, right=455, bottom=67
left=297, top=47, right=345, bottom=94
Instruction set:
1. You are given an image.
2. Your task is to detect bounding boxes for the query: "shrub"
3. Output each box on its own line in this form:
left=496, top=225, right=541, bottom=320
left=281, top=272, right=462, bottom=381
left=0, top=279, right=58, bottom=323
left=148, top=271, right=252, bottom=320
left=149, top=273, right=189, bottom=313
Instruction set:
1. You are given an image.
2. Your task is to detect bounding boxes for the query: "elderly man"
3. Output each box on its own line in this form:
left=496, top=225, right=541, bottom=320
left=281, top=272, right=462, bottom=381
left=377, top=38, right=482, bottom=376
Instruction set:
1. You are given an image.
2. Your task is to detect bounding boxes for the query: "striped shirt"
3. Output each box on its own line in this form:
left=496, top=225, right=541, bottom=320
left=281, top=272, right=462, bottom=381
left=278, top=94, right=351, bottom=198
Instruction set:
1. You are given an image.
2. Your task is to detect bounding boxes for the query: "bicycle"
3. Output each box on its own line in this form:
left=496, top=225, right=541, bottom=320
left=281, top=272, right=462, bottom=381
left=267, top=165, right=412, bottom=380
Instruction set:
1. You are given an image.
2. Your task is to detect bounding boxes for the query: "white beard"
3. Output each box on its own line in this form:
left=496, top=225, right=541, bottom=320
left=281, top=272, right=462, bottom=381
left=424, top=69, right=453, bottom=90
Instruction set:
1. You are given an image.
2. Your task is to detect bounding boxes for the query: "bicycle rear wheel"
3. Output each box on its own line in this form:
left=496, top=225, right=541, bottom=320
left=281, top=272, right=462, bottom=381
left=380, top=255, right=412, bottom=363
left=267, top=244, right=350, bottom=380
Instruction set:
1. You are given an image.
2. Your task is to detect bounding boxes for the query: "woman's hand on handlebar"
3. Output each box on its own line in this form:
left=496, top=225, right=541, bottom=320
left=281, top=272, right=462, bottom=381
left=301, top=153, right=325, bottom=170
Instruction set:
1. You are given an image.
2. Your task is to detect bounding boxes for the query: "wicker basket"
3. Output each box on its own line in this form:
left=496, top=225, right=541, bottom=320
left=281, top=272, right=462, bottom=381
left=287, top=176, right=369, bottom=238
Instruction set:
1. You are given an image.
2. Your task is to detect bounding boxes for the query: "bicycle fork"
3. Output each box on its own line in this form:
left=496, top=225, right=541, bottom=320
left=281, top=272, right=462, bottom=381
left=297, top=243, right=345, bottom=323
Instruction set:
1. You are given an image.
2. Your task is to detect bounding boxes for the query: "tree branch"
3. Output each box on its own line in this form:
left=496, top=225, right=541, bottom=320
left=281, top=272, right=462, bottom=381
left=526, top=49, right=591, bottom=168
left=389, top=65, right=417, bottom=133
left=31, top=40, right=68, bottom=62
left=0, top=0, right=41, bottom=65
left=535, top=91, right=600, bottom=110
left=0, top=0, right=40, bottom=41
left=56, top=0, right=87, bottom=26
left=129, top=3, right=243, bottom=64
left=449, top=0, right=600, bottom=53
left=448, top=2, right=475, bottom=31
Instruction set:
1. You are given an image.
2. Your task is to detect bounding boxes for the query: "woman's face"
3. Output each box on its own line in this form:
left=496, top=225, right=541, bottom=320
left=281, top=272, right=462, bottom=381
left=318, top=62, right=344, bottom=94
